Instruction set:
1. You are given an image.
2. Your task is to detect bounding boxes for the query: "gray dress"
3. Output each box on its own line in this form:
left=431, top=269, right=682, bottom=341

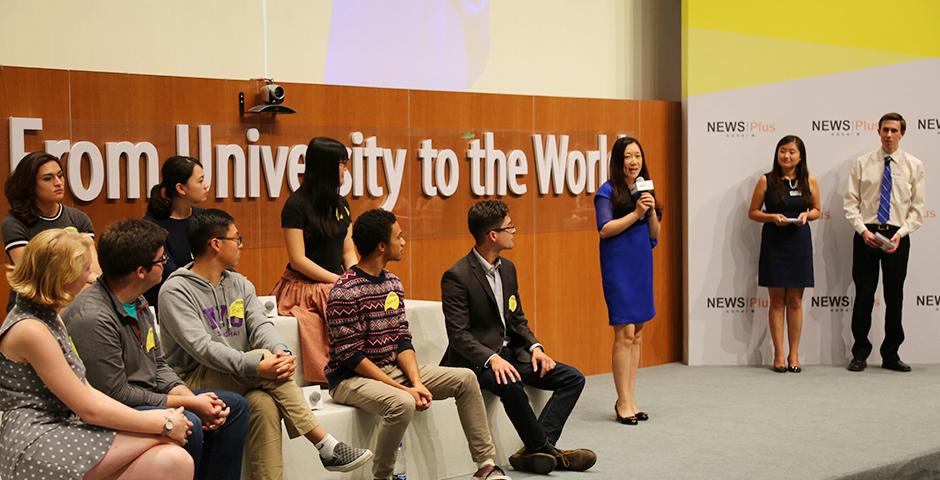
left=0, top=297, right=115, bottom=479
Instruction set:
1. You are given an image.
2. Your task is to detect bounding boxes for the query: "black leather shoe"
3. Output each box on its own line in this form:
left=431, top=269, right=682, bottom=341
left=882, top=360, right=912, bottom=372
left=635, top=411, right=649, bottom=421
left=615, top=403, right=639, bottom=425
left=509, top=448, right=557, bottom=474
left=772, top=365, right=788, bottom=373
left=847, top=358, right=867, bottom=372
left=788, top=365, right=802, bottom=373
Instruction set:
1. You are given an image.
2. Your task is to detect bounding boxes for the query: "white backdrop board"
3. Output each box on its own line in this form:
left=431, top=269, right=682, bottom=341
left=687, top=58, right=940, bottom=366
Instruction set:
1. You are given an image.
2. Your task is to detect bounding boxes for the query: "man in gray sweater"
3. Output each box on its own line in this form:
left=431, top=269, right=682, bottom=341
left=65, top=218, right=249, bottom=480
left=158, top=208, right=371, bottom=480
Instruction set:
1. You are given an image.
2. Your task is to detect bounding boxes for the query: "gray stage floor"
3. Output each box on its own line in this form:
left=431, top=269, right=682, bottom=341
left=472, top=363, right=940, bottom=480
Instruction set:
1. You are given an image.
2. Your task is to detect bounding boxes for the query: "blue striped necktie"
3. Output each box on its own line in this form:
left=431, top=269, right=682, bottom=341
left=877, top=155, right=892, bottom=224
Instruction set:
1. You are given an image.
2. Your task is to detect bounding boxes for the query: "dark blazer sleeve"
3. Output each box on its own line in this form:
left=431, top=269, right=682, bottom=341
left=501, top=261, right=540, bottom=348
left=441, top=267, right=498, bottom=368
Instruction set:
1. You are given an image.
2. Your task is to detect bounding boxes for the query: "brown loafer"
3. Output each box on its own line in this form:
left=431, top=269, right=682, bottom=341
left=551, top=447, right=597, bottom=472
left=508, top=448, right=556, bottom=474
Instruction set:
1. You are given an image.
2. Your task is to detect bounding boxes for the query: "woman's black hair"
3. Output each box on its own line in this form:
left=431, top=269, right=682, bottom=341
left=146, top=156, right=202, bottom=220
left=4, top=152, right=62, bottom=226
left=608, top=137, right=663, bottom=219
left=298, top=137, right=348, bottom=241
left=767, top=135, right=811, bottom=208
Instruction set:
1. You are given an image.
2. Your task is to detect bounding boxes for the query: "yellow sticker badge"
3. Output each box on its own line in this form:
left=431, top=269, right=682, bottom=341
left=508, top=295, right=518, bottom=312
left=384, top=292, right=400, bottom=311
left=145, top=327, right=156, bottom=352
left=64, top=226, right=78, bottom=233
left=68, top=336, right=81, bottom=359
left=229, top=299, right=245, bottom=320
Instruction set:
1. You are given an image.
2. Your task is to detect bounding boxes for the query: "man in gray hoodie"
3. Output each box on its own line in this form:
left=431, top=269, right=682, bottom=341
left=158, top=208, right=372, bottom=480
left=65, top=218, right=249, bottom=480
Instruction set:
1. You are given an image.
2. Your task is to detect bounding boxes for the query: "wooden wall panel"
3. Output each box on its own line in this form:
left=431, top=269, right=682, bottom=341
left=634, top=102, right=683, bottom=366
left=0, top=66, right=682, bottom=374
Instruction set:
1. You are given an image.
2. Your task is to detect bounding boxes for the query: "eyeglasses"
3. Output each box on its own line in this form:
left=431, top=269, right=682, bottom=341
left=149, top=253, right=169, bottom=267
left=491, top=224, right=517, bottom=234
left=215, top=236, right=243, bottom=247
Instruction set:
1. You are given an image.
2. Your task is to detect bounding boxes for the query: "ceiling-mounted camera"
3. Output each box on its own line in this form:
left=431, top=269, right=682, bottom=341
left=260, top=84, right=286, bottom=105
left=240, top=80, right=296, bottom=114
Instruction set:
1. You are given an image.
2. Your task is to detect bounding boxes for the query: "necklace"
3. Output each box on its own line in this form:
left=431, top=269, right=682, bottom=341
left=786, top=178, right=798, bottom=189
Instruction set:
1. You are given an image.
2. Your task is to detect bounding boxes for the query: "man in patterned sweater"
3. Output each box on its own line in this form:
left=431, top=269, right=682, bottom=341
left=325, top=209, right=510, bottom=480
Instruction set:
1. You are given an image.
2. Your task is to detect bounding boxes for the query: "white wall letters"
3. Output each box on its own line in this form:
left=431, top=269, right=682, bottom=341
left=8, top=117, right=616, bottom=209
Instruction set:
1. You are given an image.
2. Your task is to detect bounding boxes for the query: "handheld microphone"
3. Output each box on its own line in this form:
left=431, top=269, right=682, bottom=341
left=628, top=176, right=655, bottom=199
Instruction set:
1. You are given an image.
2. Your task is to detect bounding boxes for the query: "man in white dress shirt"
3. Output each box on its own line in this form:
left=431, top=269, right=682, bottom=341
left=843, top=112, right=925, bottom=372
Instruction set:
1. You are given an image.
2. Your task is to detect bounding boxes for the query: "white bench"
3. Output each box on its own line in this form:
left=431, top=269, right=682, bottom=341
left=272, top=299, right=548, bottom=480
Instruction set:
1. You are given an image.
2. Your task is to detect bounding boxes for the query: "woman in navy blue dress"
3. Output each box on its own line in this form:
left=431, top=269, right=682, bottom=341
left=747, top=135, right=819, bottom=373
left=594, top=137, right=661, bottom=425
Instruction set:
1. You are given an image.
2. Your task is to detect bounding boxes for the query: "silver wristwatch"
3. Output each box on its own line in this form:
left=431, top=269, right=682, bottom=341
left=161, top=415, right=174, bottom=436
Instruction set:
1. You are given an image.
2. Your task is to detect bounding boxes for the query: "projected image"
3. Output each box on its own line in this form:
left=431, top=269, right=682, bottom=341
left=325, top=0, right=490, bottom=92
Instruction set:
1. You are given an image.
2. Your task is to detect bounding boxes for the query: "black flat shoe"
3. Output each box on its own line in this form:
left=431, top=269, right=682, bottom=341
left=788, top=365, right=802, bottom=373
left=772, top=365, right=787, bottom=373
left=615, top=403, right=638, bottom=425
left=635, top=412, right=649, bottom=421
left=617, top=415, right=638, bottom=425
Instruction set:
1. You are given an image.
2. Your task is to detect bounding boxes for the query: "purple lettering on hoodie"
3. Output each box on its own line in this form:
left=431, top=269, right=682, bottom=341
left=202, top=306, right=219, bottom=329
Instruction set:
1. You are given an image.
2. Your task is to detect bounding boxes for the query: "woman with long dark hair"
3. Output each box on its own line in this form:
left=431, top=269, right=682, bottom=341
left=143, top=156, right=209, bottom=307
left=748, top=135, right=819, bottom=373
left=2, top=152, right=100, bottom=312
left=270, top=137, right=356, bottom=384
left=594, top=137, right=662, bottom=425
left=0, top=228, right=193, bottom=479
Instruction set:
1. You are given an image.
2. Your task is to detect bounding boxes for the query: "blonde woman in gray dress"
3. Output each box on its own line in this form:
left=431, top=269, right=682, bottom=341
left=0, top=229, right=193, bottom=479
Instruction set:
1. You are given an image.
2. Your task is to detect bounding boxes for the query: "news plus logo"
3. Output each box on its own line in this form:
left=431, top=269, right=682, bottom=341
left=810, top=119, right=878, bottom=137
left=915, top=294, right=940, bottom=311
left=704, top=120, right=776, bottom=138
left=916, top=117, right=940, bottom=135
left=705, top=296, right=768, bottom=313
left=810, top=295, right=880, bottom=313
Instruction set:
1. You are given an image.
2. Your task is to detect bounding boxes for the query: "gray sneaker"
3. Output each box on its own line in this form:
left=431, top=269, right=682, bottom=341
left=320, top=442, right=373, bottom=472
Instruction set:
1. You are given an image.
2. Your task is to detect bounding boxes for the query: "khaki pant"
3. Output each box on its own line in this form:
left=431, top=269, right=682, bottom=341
left=331, top=364, right=495, bottom=479
left=184, top=349, right=319, bottom=480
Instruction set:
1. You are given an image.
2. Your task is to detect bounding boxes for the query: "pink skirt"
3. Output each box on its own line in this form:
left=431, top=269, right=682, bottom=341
left=270, top=269, right=332, bottom=384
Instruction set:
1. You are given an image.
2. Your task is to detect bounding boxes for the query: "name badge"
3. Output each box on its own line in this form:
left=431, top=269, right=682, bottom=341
left=789, top=190, right=802, bottom=196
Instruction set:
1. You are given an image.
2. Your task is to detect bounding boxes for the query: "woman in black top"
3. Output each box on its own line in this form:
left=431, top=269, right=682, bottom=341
left=2, top=152, right=100, bottom=311
left=143, top=156, right=209, bottom=308
left=747, top=136, right=820, bottom=373
left=270, top=137, right=356, bottom=384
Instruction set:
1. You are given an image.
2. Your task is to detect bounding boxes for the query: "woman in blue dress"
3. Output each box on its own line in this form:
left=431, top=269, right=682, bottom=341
left=747, top=135, right=819, bottom=373
left=594, top=137, right=661, bottom=426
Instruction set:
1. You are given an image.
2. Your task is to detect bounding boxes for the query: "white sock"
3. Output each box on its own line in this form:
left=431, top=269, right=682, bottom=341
left=316, top=434, right=339, bottom=459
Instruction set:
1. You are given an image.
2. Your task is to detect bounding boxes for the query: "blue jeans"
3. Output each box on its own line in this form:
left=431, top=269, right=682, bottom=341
left=137, top=389, right=249, bottom=480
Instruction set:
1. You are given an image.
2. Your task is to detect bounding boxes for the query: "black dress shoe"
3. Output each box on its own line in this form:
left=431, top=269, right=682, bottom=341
left=635, top=411, right=649, bottom=421
left=847, top=358, right=867, bottom=372
left=772, top=365, right=788, bottom=373
left=882, top=360, right=912, bottom=372
left=788, top=365, right=802, bottom=373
